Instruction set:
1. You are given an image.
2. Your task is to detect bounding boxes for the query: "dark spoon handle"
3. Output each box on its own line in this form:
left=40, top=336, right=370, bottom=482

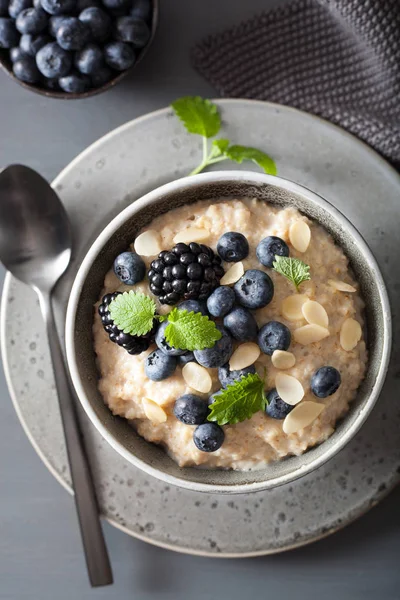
left=38, top=291, right=113, bottom=587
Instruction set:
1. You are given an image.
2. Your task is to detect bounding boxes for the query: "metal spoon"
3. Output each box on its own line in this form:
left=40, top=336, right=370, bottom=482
left=0, top=165, right=113, bottom=587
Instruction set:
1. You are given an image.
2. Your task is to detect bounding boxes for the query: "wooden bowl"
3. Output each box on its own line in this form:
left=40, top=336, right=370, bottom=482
left=0, top=0, right=159, bottom=99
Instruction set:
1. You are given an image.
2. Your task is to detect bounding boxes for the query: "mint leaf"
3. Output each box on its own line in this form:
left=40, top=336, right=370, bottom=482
left=171, top=96, right=221, bottom=138
left=208, top=373, right=267, bottom=426
left=273, top=256, right=311, bottom=291
left=109, top=291, right=156, bottom=336
left=164, top=308, right=222, bottom=351
left=226, top=145, right=277, bottom=175
left=210, top=138, right=230, bottom=158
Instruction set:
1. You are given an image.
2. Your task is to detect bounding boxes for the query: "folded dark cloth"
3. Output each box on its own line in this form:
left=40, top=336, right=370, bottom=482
left=192, top=0, right=400, bottom=168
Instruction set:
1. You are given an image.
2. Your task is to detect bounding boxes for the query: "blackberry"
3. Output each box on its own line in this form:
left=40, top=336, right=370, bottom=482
left=148, top=242, right=225, bottom=305
left=98, top=292, right=155, bottom=355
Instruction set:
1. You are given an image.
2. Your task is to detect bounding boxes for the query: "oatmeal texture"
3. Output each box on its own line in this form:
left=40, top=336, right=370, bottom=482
left=93, top=198, right=367, bottom=470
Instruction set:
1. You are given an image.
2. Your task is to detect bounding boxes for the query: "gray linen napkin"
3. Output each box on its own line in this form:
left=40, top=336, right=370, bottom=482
left=192, top=0, right=400, bottom=168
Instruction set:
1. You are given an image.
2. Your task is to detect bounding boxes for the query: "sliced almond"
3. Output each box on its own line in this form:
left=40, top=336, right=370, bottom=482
left=182, top=362, right=212, bottom=394
left=283, top=401, right=325, bottom=434
left=275, top=373, right=304, bottom=406
left=293, top=324, right=330, bottom=345
left=173, top=227, right=210, bottom=244
left=229, top=342, right=260, bottom=371
left=302, top=300, right=329, bottom=328
left=289, top=221, right=311, bottom=253
left=220, top=261, right=245, bottom=285
left=328, top=279, right=357, bottom=293
left=158, top=304, right=173, bottom=316
left=340, top=318, right=362, bottom=351
left=142, top=398, right=167, bottom=424
left=281, top=294, right=308, bottom=321
left=271, top=350, right=296, bottom=370
left=134, top=230, right=162, bottom=256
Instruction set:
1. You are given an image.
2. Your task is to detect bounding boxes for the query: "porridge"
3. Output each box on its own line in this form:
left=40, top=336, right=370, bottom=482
left=93, top=198, right=367, bottom=470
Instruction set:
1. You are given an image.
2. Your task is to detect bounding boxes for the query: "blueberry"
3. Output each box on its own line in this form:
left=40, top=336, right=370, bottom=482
left=10, top=46, right=27, bottom=61
left=8, top=0, right=31, bottom=19
left=223, top=306, right=258, bottom=342
left=173, top=394, right=208, bottom=425
left=77, top=0, right=100, bottom=9
left=90, top=63, right=112, bottom=86
left=102, top=0, right=129, bottom=12
left=16, top=8, right=48, bottom=34
left=234, top=269, right=274, bottom=309
left=104, top=40, right=135, bottom=70
left=56, top=16, right=90, bottom=50
left=256, top=236, right=290, bottom=268
left=48, top=15, right=64, bottom=36
left=145, top=349, right=177, bottom=382
left=36, top=41, right=71, bottom=77
left=59, top=70, right=90, bottom=92
left=114, top=16, right=149, bottom=47
left=130, top=0, right=151, bottom=21
left=208, top=392, right=220, bottom=405
left=218, top=363, right=256, bottom=388
left=258, top=321, right=291, bottom=355
left=194, top=325, right=233, bottom=368
left=44, top=76, right=59, bottom=89
left=178, top=352, right=195, bottom=366
left=311, top=366, right=341, bottom=398
left=33, top=0, right=41, bottom=7
left=0, top=0, right=8, bottom=17
left=13, top=55, right=40, bottom=82
left=19, top=32, right=50, bottom=55
left=265, top=388, right=293, bottom=419
left=178, top=299, right=208, bottom=316
left=74, top=42, right=103, bottom=75
left=113, top=251, right=145, bottom=285
left=217, top=231, right=249, bottom=262
left=79, top=7, right=110, bottom=42
left=40, top=0, right=76, bottom=15
left=193, top=422, right=224, bottom=453
left=0, top=18, right=20, bottom=48
left=155, top=321, right=186, bottom=357
left=207, top=286, right=235, bottom=318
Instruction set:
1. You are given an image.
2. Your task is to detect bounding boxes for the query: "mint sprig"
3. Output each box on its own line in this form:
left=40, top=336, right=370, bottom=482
left=171, top=96, right=277, bottom=176
left=207, top=373, right=267, bottom=426
left=164, top=308, right=222, bottom=351
left=273, top=256, right=311, bottom=291
left=109, top=291, right=157, bottom=336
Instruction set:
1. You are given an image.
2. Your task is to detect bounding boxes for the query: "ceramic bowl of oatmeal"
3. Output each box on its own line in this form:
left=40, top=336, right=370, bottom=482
left=65, top=171, right=391, bottom=493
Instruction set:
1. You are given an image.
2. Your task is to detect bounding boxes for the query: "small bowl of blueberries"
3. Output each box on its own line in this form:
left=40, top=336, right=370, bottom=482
left=0, top=0, right=158, bottom=98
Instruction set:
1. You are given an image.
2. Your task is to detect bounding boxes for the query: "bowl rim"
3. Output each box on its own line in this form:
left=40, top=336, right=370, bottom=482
left=65, top=170, right=392, bottom=493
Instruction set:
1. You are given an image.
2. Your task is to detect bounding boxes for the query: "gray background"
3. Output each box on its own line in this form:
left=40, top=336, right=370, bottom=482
left=1, top=1, right=399, bottom=598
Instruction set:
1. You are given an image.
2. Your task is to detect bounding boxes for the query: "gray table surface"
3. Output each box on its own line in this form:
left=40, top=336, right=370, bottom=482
left=1, top=1, right=399, bottom=598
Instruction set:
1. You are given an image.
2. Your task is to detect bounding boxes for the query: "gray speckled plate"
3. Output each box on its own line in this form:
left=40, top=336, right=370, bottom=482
left=2, top=100, right=400, bottom=556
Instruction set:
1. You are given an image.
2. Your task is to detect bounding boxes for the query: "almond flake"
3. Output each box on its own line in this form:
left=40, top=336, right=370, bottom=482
left=229, top=342, right=260, bottom=371
left=293, top=324, right=330, bottom=345
left=302, top=300, right=329, bottom=328
left=142, top=398, right=167, bottom=424
left=289, top=221, right=311, bottom=253
left=328, top=279, right=357, bottom=293
left=220, top=261, right=245, bottom=285
left=134, top=230, right=162, bottom=256
left=281, top=294, right=308, bottom=321
left=271, top=350, right=296, bottom=370
left=173, top=227, right=210, bottom=243
left=283, top=401, right=325, bottom=434
left=275, top=373, right=304, bottom=406
left=158, top=304, right=173, bottom=316
left=182, top=362, right=212, bottom=393
left=340, top=318, right=362, bottom=351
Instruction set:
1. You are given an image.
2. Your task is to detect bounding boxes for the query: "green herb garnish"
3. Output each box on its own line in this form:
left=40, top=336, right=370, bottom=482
left=272, top=256, right=311, bottom=292
left=171, top=96, right=277, bottom=176
left=207, top=373, right=267, bottom=426
left=164, top=308, right=221, bottom=351
left=109, top=291, right=156, bottom=336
